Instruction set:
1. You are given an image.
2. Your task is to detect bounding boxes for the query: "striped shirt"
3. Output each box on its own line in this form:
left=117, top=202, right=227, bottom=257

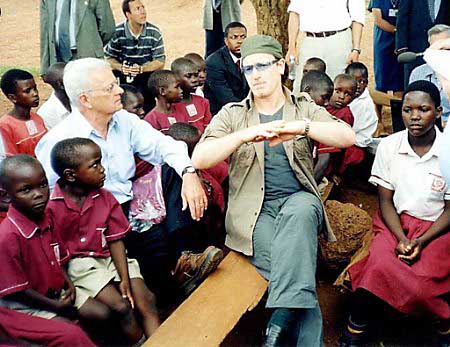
left=104, top=21, right=165, bottom=65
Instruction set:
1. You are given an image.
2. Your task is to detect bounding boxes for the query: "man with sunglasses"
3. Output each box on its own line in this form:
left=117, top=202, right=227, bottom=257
left=193, top=35, right=355, bottom=346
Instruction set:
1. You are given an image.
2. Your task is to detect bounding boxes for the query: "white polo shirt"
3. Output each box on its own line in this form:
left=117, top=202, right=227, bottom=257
left=287, top=0, right=365, bottom=33
left=369, top=128, right=450, bottom=222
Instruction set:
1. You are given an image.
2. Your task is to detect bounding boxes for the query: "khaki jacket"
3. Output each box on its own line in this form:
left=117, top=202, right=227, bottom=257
left=201, top=88, right=343, bottom=255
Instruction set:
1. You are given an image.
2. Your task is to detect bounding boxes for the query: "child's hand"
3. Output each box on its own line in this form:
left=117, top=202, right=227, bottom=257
left=395, top=239, right=411, bottom=255
left=62, top=280, right=76, bottom=305
left=119, top=279, right=135, bottom=309
left=398, top=239, right=422, bottom=265
left=57, top=298, right=78, bottom=319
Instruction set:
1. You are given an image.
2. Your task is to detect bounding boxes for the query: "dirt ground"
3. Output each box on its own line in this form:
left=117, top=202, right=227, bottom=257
left=0, top=1, right=427, bottom=346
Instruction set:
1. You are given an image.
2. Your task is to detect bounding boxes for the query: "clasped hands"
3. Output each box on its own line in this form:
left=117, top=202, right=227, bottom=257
left=122, top=62, right=143, bottom=77
left=241, top=120, right=306, bottom=147
left=395, top=238, right=423, bottom=265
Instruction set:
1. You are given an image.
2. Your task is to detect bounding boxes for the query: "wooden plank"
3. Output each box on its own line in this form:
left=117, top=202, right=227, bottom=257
left=143, top=251, right=268, bottom=347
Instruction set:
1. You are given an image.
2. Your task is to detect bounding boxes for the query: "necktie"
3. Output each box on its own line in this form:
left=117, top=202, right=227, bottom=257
left=236, top=59, right=241, bottom=73
left=427, top=0, right=435, bottom=21
left=57, top=0, right=72, bottom=62
left=212, top=0, right=221, bottom=11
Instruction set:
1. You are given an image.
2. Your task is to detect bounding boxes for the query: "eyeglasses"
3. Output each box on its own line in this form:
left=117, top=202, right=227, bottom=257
left=84, top=81, right=120, bottom=95
left=241, top=60, right=279, bottom=75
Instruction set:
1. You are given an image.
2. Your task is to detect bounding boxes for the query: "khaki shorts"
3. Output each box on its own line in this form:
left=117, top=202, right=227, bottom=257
left=0, top=298, right=57, bottom=319
left=68, top=256, right=143, bottom=308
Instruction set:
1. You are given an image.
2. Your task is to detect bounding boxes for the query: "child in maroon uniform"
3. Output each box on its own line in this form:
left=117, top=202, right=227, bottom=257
left=171, top=57, right=212, bottom=132
left=327, top=74, right=356, bottom=126
left=47, top=138, right=160, bottom=345
left=145, top=70, right=183, bottom=133
left=0, top=155, right=92, bottom=345
left=0, top=70, right=47, bottom=157
left=185, top=53, right=207, bottom=97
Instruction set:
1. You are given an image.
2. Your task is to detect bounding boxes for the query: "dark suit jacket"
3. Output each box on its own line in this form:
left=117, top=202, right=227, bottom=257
left=204, top=46, right=249, bottom=115
left=396, top=0, right=450, bottom=53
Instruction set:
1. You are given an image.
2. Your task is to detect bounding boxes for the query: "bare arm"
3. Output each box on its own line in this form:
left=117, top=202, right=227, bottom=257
left=142, top=59, right=165, bottom=73
left=286, top=12, right=300, bottom=65
left=372, top=8, right=396, bottom=33
left=5, top=289, right=76, bottom=318
left=106, top=57, right=123, bottom=72
left=347, top=21, right=364, bottom=63
left=378, top=186, right=407, bottom=243
left=417, top=200, right=450, bottom=247
left=192, top=121, right=282, bottom=169
left=109, top=239, right=134, bottom=308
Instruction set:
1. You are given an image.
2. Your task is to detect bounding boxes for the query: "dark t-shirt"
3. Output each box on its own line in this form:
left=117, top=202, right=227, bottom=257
left=260, top=108, right=303, bottom=201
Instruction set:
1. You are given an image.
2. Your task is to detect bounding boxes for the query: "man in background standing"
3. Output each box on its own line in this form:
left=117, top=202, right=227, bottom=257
left=40, top=0, right=115, bottom=75
left=202, top=0, right=244, bottom=57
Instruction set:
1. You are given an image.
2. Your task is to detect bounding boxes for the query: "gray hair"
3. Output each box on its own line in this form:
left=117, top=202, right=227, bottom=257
left=63, top=58, right=111, bottom=107
left=428, top=24, right=450, bottom=43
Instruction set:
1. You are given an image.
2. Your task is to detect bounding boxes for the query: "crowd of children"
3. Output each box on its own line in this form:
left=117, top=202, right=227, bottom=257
left=0, top=15, right=449, bottom=347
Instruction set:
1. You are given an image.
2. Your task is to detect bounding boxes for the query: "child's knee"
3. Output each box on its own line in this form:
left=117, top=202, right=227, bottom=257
left=111, top=299, right=134, bottom=320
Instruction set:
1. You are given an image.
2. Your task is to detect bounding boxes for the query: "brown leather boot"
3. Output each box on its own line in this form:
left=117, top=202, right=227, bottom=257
left=172, top=246, right=224, bottom=296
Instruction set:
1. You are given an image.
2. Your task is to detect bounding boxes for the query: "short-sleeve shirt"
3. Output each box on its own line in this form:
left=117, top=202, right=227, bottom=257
left=0, top=113, right=47, bottom=157
left=326, top=105, right=354, bottom=126
left=172, top=95, right=212, bottom=133
left=104, top=21, right=165, bottom=65
left=370, top=128, right=450, bottom=221
left=0, top=206, right=68, bottom=298
left=47, top=182, right=131, bottom=258
left=287, top=0, right=365, bottom=32
left=145, top=95, right=212, bottom=133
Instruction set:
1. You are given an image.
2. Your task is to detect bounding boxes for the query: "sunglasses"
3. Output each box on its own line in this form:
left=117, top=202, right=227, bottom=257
left=241, top=60, right=279, bottom=75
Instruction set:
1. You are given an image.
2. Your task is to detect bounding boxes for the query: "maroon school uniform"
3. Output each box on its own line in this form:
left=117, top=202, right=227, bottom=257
left=172, top=95, right=212, bottom=133
left=145, top=109, right=173, bottom=133
left=323, top=105, right=364, bottom=174
left=326, top=105, right=354, bottom=126
left=145, top=95, right=212, bottom=133
left=0, top=307, right=95, bottom=347
left=47, top=182, right=131, bottom=259
left=0, top=206, right=68, bottom=299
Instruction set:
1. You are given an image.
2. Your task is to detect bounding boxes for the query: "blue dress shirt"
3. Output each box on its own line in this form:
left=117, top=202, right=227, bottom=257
left=36, top=108, right=192, bottom=203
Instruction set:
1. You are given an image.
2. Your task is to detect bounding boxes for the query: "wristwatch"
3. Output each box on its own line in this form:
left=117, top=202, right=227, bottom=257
left=182, top=166, right=196, bottom=176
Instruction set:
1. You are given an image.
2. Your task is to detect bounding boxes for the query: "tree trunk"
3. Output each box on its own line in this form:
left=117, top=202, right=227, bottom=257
left=248, top=0, right=290, bottom=53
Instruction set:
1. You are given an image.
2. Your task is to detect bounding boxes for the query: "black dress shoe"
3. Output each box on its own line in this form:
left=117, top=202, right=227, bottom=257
left=262, top=324, right=285, bottom=347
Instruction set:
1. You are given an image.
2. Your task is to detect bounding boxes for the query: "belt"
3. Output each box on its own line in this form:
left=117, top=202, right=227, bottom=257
left=305, top=27, right=348, bottom=38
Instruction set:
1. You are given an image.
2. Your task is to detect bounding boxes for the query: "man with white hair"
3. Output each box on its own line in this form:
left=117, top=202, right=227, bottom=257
left=36, top=58, right=221, bottom=291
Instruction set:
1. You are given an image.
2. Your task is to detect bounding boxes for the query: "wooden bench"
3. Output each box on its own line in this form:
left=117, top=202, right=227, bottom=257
left=143, top=251, right=268, bottom=347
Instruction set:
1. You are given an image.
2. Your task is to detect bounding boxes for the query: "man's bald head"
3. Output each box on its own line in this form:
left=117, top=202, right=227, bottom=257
left=43, top=62, right=66, bottom=89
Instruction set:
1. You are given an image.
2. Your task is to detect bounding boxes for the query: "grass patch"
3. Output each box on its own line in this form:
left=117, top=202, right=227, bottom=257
left=0, top=65, right=41, bottom=78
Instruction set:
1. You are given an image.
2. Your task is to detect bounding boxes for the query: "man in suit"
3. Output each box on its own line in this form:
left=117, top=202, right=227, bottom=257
left=396, top=0, right=450, bottom=88
left=204, top=22, right=249, bottom=115
left=202, top=0, right=243, bottom=57
left=40, top=0, right=115, bottom=76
